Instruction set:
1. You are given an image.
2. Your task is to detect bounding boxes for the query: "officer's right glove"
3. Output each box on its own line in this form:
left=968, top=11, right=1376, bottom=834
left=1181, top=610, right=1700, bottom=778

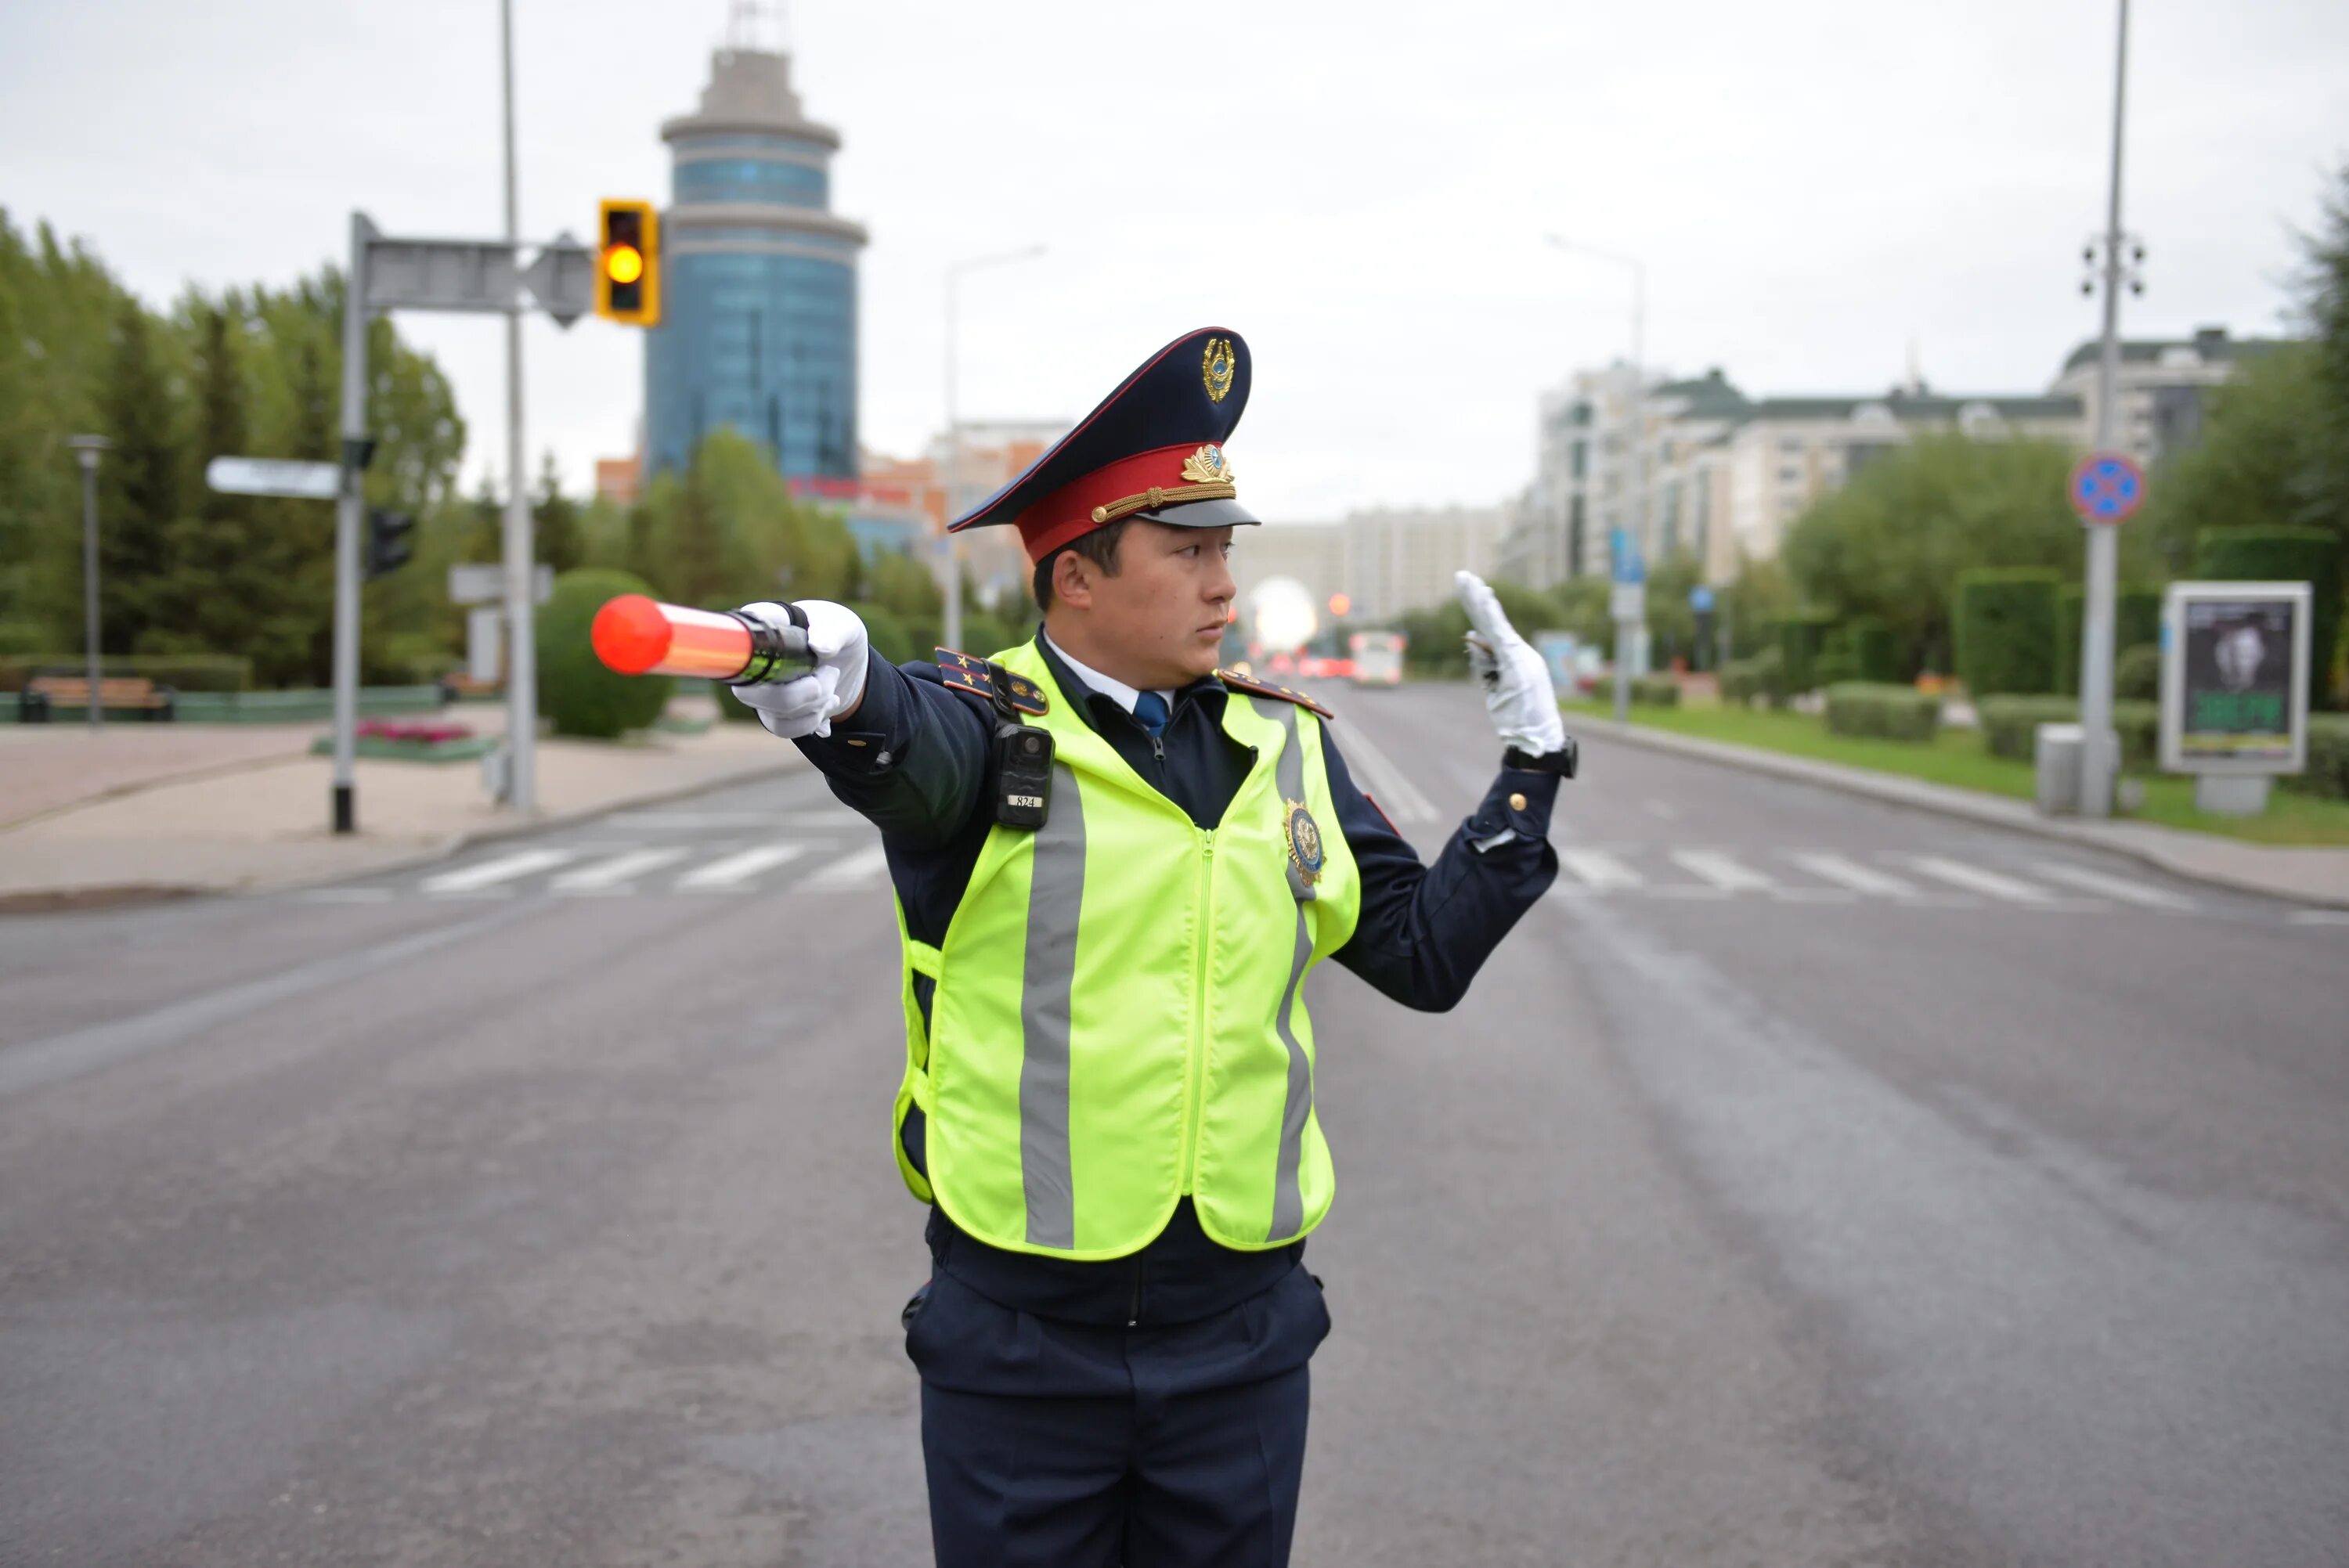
left=1456, top=571, right=1566, bottom=757
left=728, top=600, right=869, bottom=740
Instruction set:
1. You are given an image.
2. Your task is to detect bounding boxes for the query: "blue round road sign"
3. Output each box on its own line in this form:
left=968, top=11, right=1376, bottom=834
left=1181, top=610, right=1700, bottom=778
left=1689, top=586, right=1716, bottom=613
left=2069, top=451, right=2145, bottom=524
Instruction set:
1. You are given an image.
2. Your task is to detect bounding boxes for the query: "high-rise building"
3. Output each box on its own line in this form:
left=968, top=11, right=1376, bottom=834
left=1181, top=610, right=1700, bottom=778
left=644, top=38, right=868, bottom=485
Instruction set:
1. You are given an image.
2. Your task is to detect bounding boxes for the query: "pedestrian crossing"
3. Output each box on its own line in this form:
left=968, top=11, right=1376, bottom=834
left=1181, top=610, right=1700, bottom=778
left=1546, top=845, right=2204, bottom=915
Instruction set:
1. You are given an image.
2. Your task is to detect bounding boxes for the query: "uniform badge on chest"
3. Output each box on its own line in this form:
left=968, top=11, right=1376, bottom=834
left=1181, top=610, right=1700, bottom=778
left=1283, top=798, right=1326, bottom=889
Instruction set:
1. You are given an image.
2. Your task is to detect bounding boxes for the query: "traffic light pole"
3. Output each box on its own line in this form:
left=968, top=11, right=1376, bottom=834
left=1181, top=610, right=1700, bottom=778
left=500, top=0, right=538, bottom=815
left=331, top=212, right=374, bottom=834
left=2077, top=0, right=2131, bottom=819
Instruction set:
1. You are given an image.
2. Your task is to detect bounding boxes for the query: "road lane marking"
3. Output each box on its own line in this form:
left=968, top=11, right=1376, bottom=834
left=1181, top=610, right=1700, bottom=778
left=1786, top=852, right=1921, bottom=900
left=1333, top=723, right=1438, bottom=824
left=2033, top=863, right=2196, bottom=911
left=1905, top=857, right=2059, bottom=905
left=799, top=842, right=890, bottom=891
left=420, top=849, right=579, bottom=896
left=0, top=903, right=536, bottom=1100
left=1672, top=851, right=1776, bottom=894
left=675, top=842, right=809, bottom=892
left=297, top=887, right=395, bottom=903
left=1559, top=849, right=1643, bottom=891
left=551, top=846, right=691, bottom=893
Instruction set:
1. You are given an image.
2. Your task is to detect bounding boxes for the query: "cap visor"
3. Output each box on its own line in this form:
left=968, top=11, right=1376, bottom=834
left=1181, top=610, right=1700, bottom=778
left=1132, top=496, right=1260, bottom=528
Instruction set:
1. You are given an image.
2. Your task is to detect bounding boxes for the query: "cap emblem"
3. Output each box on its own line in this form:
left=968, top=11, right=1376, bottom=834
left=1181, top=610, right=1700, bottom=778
left=1202, top=338, right=1236, bottom=403
left=1179, top=444, right=1235, bottom=485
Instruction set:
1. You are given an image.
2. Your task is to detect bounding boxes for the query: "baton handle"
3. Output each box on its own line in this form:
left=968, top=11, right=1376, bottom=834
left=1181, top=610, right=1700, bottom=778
left=590, top=594, right=815, bottom=683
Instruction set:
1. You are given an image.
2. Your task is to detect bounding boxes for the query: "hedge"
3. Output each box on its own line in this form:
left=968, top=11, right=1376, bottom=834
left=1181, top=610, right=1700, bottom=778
left=2194, top=527, right=2344, bottom=708
left=2056, top=585, right=2163, bottom=696
left=537, top=568, right=673, bottom=738
left=1977, top=694, right=2159, bottom=771
left=1771, top=612, right=1835, bottom=694
left=1719, top=646, right=1784, bottom=708
left=0, top=651, right=253, bottom=693
left=1824, top=682, right=1941, bottom=743
left=2282, top=714, right=2349, bottom=802
left=1954, top=568, right=2061, bottom=697
left=1630, top=674, right=1680, bottom=707
left=2114, top=643, right=2162, bottom=703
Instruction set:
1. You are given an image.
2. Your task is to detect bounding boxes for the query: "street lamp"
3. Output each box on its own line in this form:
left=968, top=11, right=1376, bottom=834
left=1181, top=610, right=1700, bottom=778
left=2076, top=0, right=2134, bottom=819
left=1548, top=234, right=1648, bottom=724
left=65, top=435, right=110, bottom=732
left=943, top=244, right=1045, bottom=651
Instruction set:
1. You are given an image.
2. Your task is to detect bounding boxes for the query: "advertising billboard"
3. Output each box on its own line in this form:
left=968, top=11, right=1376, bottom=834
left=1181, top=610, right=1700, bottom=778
left=2159, top=582, right=2312, bottom=775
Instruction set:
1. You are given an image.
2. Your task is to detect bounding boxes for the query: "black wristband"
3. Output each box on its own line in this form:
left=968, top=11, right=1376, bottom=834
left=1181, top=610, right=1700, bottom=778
left=1503, top=739, right=1579, bottom=779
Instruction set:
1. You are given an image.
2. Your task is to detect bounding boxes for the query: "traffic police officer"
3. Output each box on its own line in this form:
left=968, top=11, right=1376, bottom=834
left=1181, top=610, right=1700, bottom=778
left=730, top=327, right=1572, bottom=1566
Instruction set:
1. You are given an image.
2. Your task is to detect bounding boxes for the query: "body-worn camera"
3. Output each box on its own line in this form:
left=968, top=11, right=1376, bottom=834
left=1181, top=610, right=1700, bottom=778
left=994, top=719, right=1054, bottom=830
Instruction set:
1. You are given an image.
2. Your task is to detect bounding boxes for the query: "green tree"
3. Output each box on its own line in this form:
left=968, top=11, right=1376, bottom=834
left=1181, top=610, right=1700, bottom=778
left=1643, top=550, right=1702, bottom=666
left=96, top=296, right=185, bottom=655
left=533, top=452, right=583, bottom=573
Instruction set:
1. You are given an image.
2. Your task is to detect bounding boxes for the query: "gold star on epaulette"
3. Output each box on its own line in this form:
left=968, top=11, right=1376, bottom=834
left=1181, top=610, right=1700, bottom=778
left=1214, top=668, right=1336, bottom=721
left=934, top=648, right=1050, bottom=715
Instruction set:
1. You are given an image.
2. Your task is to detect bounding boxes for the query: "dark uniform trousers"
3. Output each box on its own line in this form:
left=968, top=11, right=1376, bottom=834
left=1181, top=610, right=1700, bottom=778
left=798, top=633, right=1558, bottom=1567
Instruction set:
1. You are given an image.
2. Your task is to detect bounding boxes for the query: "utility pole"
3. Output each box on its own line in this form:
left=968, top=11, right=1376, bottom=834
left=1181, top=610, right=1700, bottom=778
left=66, top=436, right=109, bottom=732
left=499, top=0, right=538, bottom=813
left=2077, top=0, right=2132, bottom=818
left=331, top=214, right=373, bottom=833
left=942, top=246, right=1044, bottom=650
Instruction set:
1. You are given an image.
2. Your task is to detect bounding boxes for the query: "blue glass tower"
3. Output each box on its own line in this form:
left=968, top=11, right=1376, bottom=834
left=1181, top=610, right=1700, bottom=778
left=645, top=45, right=867, bottom=484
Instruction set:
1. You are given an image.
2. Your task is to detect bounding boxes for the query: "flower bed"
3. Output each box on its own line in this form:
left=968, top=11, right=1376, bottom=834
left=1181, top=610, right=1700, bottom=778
left=311, top=718, right=494, bottom=763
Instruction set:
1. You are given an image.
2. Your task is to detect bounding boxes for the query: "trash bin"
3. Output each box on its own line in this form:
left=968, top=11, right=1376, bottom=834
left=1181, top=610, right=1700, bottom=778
left=2034, top=723, right=2083, bottom=816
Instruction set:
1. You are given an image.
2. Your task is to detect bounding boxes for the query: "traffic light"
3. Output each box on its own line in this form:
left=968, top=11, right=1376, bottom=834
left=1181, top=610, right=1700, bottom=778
left=596, top=199, right=660, bottom=326
left=367, top=508, right=415, bottom=579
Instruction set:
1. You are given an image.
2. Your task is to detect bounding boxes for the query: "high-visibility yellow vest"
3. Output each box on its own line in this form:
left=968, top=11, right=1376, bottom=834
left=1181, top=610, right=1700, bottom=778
left=889, top=640, right=1362, bottom=1260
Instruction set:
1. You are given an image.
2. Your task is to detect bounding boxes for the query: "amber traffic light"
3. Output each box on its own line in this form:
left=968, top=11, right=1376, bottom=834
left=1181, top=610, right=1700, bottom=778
left=596, top=199, right=660, bottom=326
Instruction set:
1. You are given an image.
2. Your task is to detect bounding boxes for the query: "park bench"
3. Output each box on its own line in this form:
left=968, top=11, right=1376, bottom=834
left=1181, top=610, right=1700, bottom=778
left=18, top=672, right=178, bottom=722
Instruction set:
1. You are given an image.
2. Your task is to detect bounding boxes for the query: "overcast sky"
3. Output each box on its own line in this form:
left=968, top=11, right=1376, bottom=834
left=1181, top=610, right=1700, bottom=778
left=5, top=0, right=2344, bottom=521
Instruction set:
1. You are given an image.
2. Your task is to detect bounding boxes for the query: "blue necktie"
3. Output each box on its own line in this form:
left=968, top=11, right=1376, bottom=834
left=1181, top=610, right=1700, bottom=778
left=1134, top=690, right=1170, bottom=741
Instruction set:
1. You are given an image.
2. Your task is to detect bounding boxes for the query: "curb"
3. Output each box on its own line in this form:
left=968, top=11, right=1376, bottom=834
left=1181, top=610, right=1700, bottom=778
left=1571, top=716, right=2349, bottom=910
left=0, top=750, right=803, bottom=916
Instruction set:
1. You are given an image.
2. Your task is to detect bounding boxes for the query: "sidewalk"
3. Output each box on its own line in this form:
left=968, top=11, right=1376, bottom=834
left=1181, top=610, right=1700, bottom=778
left=0, top=710, right=799, bottom=910
left=1575, top=716, right=2349, bottom=909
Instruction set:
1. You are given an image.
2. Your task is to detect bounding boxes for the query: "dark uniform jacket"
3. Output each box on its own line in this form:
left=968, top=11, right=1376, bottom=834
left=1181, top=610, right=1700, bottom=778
left=796, top=631, right=1559, bottom=1328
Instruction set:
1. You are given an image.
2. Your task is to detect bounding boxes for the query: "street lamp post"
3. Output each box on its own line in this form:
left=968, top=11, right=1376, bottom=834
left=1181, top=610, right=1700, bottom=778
left=1549, top=235, right=1647, bottom=724
left=66, top=435, right=110, bottom=732
left=2077, top=0, right=2133, bottom=818
left=942, top=246, right=1045, bottom=651
left=498, top=0, right=538, bottom=815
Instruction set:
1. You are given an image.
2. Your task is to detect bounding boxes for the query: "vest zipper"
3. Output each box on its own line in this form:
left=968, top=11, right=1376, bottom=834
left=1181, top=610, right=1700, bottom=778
left=1177, top=829, right=1215, bottom=1196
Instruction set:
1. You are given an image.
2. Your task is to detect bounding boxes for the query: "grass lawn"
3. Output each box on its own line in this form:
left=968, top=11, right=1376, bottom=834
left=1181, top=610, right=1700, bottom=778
left=1563, top=698, right=2349, bottom=848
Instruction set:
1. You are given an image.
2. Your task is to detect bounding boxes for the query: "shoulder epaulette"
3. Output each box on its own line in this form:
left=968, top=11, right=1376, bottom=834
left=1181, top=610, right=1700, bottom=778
left=1216, top=668, right=1334, bottom=720
left=934, top=647, right=1049, bottom=716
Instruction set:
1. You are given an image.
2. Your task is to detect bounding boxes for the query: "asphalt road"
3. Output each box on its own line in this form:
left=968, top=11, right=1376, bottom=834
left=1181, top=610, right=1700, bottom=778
left=4, top=679, right=2345, bottom=1566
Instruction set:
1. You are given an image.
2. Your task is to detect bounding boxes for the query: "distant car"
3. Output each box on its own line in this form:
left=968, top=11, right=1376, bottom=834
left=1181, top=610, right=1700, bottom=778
left=1348, top=631, right=1405, bottom=687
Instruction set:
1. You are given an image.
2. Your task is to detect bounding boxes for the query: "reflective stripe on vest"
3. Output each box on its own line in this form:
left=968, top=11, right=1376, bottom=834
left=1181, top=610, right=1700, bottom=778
left=890, top=643, right=1361, bottom=1260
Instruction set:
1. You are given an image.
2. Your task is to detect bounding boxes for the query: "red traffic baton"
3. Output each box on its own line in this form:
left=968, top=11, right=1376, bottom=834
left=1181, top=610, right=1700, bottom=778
left=590, top=595, right=814, bottom=683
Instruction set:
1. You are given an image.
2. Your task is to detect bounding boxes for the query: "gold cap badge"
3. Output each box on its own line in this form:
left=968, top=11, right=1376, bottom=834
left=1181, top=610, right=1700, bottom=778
left=1179, top=444, right=1235, bottom=485
left=1201, top=337, right=1236, bottom=403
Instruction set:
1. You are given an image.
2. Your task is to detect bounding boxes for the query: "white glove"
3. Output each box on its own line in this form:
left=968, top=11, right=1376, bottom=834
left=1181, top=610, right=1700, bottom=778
left=1456, top=571, right=1565, bottom=756
left=729, top=600, right=869, bottom=740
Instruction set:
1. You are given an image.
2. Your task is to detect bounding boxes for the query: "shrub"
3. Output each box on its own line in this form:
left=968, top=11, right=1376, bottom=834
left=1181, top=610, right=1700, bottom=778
left=537, top=568, right=673, bottom=738
left=2194, top=528, right=2343, bottom=708
left=1824, top=682, right=1941, bottom=742
left=2282, top=714, right=2349, bottom=802
left=1771, top=612, right=1835, bottom=694
left=1954, top=568, right=2061, bottom=697
left=1719, top=645, right=1785, bottom=708
left=1845, top=615, right=1900, bottom=683
left=848, top=600, right=916, bottom=666
left=712, top=679, right=763, bottom=722
left=1630, top=674, right=1680, bottom=707
left=1977, top=694, right=2159, bottom=770
left=2114, top=643, right=2162, bottom=702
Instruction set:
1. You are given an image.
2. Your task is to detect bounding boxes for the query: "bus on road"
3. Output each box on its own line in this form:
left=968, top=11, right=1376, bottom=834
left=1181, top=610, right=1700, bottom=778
left=1348, top=630, right=1405, bottom=687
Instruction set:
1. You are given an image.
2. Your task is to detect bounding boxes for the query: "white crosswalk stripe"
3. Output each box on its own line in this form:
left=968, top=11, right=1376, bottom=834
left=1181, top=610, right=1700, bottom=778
left=2033, top=863, right=2196, bottom=910
left=1560, top=849, right=1644, bottom=891
left=1672, top=850, right=1775, bottom=895
left=420, top=849, right=579, bottom=896
left=675, top=842, right=809, bottom=892
left=1905, top=856, right=2059, bottom=905
left=1786, top=852, right=1921, bottom=900
left=800, top=842, right=890, bottom=891
left=551, top=846, right=691, bottom=894
left=1335, top=725, right=1438, bottom=824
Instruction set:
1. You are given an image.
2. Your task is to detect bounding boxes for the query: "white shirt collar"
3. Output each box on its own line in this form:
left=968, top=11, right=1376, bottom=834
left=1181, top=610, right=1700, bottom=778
left=1041, top=632, right=1174, bottom=717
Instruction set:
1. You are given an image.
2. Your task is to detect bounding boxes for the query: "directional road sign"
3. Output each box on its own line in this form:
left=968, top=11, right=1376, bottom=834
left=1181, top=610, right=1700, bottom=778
left=519, top=232, right=594, bottom=330
left=2069, top=451, right=2145, bottom=524
left=205, top=456, right=341, bottom=499
left=449, top=562, right=554, bottom=606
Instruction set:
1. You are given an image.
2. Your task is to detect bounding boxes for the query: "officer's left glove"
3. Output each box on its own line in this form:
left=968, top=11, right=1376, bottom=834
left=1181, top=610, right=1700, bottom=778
left=728, top=600, right=869, bottom=740
left=1456, top=571, right=1565, bottom=757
